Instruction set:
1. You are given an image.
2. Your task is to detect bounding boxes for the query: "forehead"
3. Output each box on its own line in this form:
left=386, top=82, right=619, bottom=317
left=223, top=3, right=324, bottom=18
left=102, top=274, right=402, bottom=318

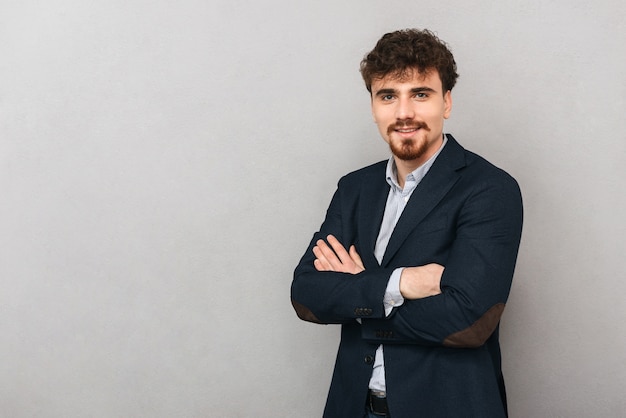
left=371, top=68, right=443, bottom=91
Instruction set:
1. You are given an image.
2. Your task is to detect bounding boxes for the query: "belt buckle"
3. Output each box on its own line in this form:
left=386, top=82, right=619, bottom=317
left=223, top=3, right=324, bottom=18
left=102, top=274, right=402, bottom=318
left=368, top=390, right=388, bottom=416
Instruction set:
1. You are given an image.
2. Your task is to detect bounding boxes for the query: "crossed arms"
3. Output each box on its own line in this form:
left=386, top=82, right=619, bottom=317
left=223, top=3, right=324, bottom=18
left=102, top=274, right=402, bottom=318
left=313, top=234, right=443, bottom=300
left=291, top=166, right=523, bottom=348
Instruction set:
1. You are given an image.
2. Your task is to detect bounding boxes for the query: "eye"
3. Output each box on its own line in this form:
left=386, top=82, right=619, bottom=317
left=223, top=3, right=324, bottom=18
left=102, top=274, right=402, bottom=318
left=382, top=94, right=394, bottom=101
left=415, top=92, right=428, bottom=99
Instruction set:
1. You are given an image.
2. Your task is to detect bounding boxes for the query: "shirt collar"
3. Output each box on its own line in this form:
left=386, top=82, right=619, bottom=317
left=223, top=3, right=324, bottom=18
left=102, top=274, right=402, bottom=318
left=385, top=134, right=449, bottom=192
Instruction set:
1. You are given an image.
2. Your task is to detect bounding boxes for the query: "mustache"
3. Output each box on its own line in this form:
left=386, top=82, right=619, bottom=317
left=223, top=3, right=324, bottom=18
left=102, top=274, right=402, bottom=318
left=387, top=120, right=431, bottom=135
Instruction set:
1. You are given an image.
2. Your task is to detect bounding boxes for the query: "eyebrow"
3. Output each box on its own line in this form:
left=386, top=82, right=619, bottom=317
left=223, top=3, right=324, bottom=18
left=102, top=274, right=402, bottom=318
left=374, top=86, right=438, bottom=97
left=411, top=87, right=437, bottom=94
left=374, top=88, right=397, bottom=97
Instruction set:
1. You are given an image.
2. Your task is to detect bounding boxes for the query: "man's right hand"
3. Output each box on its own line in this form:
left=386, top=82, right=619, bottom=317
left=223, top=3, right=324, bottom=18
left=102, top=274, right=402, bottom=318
left=399, top=264, right=444, bottom=299
left=312, top=235, right=365, bottom=275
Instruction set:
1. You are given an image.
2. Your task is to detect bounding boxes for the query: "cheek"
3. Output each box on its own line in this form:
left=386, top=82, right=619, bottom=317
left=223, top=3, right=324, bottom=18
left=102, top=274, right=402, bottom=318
left=373, top=114, right=390, bottom=130
left=424, top=109, right=446, bottom=125
left=377, top=122, right=390, bottom=139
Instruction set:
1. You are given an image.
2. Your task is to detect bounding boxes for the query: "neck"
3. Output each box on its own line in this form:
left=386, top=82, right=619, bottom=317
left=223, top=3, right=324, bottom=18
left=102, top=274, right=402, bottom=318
left=393, top=134, right=445, bottom=188
left=393, top=159, right=416, bottom=189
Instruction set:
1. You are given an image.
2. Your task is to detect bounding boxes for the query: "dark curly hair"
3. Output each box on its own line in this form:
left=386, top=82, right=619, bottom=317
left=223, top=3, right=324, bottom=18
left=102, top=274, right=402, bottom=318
left=360, top=29, right=459, bottom=94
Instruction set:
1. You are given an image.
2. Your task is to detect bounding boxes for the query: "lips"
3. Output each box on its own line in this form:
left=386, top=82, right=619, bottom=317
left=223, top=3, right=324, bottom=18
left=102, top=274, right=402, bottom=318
left=387, top=121, right=430, bottom=136
left=395, top=128, right=419, bottom=139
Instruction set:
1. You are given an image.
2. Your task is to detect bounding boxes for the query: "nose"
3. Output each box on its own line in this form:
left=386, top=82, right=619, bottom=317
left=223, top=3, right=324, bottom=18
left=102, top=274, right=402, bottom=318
left=395, top=96, right=415, bottom=120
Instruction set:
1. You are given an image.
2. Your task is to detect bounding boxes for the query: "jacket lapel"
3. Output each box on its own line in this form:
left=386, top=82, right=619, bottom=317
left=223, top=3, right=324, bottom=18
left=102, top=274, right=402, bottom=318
left=358, top=165, right=389, bottom=268
left=381, top=135, right=466, bottom=266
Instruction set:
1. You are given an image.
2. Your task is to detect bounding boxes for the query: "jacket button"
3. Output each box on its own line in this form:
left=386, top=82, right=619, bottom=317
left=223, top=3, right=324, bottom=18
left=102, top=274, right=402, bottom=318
left=364, top=355, right=374, bottom=365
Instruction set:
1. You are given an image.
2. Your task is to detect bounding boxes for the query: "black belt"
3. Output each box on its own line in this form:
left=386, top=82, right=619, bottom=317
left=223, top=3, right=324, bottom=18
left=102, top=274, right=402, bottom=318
left=367, top=390, right=389, bottom=416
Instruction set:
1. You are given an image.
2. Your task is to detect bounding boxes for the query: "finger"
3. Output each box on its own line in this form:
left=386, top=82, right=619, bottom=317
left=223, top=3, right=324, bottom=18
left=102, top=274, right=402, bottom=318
left=315, top=240, right=342, bottom=270
left=313, top=258, right=328, bottom=271
left=349, top=245, right=365, bottom=271
left=316, top=238, right=343, bottom=270
left=312, top=244, right=332, bottom=271
left=326, top=235, right=352, bottom=265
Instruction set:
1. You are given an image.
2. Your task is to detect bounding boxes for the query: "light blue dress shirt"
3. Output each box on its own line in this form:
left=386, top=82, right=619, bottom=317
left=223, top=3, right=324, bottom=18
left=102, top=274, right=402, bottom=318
left=368, top=135, right=448, bottom=393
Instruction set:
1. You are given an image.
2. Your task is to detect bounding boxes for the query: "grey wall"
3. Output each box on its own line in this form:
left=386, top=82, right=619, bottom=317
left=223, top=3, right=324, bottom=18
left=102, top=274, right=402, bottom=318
left=1, top=1, right=625, bottom=417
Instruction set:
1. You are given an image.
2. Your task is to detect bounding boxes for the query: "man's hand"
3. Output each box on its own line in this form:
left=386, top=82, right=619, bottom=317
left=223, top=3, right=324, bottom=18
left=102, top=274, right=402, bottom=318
left=399, top=264, right=444, bottom=299
left=312, top=235, right=364, bottom=274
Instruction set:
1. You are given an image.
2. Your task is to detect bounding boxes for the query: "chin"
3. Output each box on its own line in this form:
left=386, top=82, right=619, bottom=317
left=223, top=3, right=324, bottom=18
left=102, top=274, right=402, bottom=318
left=391, top=142, right=428, bottom=161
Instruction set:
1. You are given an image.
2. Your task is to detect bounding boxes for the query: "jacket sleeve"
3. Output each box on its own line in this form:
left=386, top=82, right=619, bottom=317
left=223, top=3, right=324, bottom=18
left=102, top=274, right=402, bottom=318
left=361, top=174, right=523, bottom=348
left=290, top=176, right=394, bottom=324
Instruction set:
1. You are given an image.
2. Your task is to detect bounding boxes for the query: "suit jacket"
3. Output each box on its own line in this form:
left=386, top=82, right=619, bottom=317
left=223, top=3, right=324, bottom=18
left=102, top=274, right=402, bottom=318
left=291, top=135, right=523, bottom=418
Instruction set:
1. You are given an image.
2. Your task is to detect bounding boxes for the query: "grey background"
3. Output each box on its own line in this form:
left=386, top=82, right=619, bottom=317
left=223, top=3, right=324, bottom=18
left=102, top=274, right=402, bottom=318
left=1, top=0, right=625, bottom=417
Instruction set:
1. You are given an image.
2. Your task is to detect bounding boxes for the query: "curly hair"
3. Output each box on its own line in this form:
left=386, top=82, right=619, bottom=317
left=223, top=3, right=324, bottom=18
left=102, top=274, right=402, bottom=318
left=360, top=29, right=459, bottom=94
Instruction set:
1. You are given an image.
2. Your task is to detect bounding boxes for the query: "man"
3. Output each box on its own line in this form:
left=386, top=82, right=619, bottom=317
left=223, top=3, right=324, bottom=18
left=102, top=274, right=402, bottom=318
left=291, top=29, right=523, bottom=418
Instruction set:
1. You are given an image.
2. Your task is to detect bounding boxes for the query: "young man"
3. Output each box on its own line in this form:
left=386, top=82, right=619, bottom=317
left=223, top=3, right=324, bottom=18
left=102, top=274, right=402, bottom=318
left=291, top=29, right=523, bottom=418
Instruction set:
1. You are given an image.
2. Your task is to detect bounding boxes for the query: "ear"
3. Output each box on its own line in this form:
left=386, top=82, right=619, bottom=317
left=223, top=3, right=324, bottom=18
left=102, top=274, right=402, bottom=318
left=443, top=90, right=453, bottom=119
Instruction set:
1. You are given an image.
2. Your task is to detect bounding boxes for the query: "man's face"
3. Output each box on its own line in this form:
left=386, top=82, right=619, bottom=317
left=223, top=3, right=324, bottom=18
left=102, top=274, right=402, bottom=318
left=371, top=69, right=452, bottom=167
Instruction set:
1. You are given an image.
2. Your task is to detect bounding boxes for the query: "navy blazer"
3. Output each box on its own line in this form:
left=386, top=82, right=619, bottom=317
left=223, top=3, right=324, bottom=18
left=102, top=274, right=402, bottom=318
left=291, top=135, right=523, bottom=418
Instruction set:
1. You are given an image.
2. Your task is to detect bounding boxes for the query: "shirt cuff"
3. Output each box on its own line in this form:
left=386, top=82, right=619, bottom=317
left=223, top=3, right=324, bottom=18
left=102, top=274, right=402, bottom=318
left=383, top=268, right=405, bottom=316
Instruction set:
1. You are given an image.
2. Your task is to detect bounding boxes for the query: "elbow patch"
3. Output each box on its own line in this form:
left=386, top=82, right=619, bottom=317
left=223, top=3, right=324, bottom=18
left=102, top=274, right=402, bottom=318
left=443, top=303, right=505, bottom=348
left=291, top=299, right=322, bottom=323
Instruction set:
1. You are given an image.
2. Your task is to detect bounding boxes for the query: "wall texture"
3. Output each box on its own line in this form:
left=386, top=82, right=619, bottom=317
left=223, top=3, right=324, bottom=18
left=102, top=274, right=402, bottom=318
left=1, top=1, right=624, bottom=416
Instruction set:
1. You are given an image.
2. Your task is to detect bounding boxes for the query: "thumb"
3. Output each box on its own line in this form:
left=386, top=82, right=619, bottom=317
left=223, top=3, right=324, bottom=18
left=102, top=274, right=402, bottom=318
left=349, top=245, right=365, bottom=270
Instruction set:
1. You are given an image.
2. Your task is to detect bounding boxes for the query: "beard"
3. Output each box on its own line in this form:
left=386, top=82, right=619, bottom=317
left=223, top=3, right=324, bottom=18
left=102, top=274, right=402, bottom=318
left=387, top=120, right=431, bottom=161
left=389, top=138, right=429, bottom=161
